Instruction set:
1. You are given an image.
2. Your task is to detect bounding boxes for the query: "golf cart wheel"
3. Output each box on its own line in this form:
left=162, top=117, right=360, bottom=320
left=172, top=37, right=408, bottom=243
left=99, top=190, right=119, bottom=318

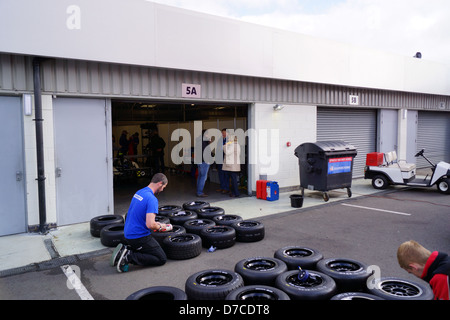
left=437, top=178, right=450, bottom=194
left=372, top=175, right=388, bottom=189
left=185, top=269, right=244, bottom=300
left=275, top=270, right=337, bottom=300
left=273, top=246, right=323, bottom=270
left=226, top=285, right=290, bottom=300
left=367, top=277, right=434, bottom=300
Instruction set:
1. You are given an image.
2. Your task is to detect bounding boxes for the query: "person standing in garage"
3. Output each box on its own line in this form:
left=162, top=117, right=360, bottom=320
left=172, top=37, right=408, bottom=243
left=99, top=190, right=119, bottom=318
left=196, top=130, right=211, bottom=197
left=222, top=135, right=241, bottom=197
left=110, top=173, right=170, bottom=273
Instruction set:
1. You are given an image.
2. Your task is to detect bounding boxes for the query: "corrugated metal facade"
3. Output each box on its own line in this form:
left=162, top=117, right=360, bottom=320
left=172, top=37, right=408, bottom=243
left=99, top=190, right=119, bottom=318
left=1, top=53, right=450, bottom=111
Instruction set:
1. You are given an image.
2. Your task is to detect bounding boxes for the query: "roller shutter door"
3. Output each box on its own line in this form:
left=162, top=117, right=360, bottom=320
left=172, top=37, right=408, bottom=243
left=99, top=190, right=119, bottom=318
left=417, top=111, right=450, bottom=168
left=317, top=108, right=377, bottom=178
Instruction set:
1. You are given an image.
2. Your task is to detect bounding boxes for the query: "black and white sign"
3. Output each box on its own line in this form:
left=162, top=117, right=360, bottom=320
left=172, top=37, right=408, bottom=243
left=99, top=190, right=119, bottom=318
left=182, top=83, right=201, bottom=98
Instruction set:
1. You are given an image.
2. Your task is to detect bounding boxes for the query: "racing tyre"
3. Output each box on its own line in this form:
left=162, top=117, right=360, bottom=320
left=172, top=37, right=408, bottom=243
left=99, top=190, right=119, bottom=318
left=372, top=175, right=389, bottom=190
left=155, top=216, right=170, bottom=225
left=232, top=220, right=265, bottom=242
left=167, top=210, right=198, bottom=225
left=367, top=277, right=434, bottom=300
left=200, top=226, right=236, bottom=249
left=152, top=225, right=186, bottom=245
left=213, top=214, right=243, bottom=226
left=437, top=178, right=450, bottom=194
left=274, top=246, right=323, bottom=270
left=162, top=233, right=202, bottom=260
left=316, top=258, right=370, bottom=292
left=100, top=223, right=125, bottom=247
left=126, top=286, right=187, bottom=300
left=275, top=270, right=337, bottom=300
left=185, top=269, right=244, bottom=300
left=195, top=206, right=225, bottom=219
left=90, top=215, right=124, bottom=237
left=184, top=219, right=215, bottom=235
left=234, top=257, right=288, bottom=286
left=330, top=292, right=384, bottom=300
left=182, top=201, right=210, bottom=211
left=226, top=285, right=290, bottom=300
left=158, top=205, right=183, bottom=216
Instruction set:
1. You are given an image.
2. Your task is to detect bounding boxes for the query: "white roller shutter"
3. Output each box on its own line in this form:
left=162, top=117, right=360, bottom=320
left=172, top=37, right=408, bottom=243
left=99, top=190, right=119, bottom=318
left=417, top=111, right=450, bottom=168
left=317, top=108, right=377, bottom=178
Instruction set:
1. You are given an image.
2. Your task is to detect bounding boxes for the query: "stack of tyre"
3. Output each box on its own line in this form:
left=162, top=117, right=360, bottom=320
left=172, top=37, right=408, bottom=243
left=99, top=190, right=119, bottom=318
left=90, top=214, right=126, bottom=247
left=126, top=245, right=434, bottom=300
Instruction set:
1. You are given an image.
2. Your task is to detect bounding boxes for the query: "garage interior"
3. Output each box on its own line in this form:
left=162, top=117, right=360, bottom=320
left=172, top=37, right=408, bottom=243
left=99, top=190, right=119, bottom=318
left=112, top=100, right=249, bottom=214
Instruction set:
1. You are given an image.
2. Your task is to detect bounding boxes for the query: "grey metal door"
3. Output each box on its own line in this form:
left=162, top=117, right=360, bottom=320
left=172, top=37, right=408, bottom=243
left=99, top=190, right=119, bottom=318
left=0, top=96, right=26, bottom=236
left=54, top=98, right=110, bottom=226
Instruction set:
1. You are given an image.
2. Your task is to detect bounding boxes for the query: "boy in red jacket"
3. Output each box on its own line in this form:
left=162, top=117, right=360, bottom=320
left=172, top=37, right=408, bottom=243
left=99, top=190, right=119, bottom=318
left=397, top=240, right=450, bottom=300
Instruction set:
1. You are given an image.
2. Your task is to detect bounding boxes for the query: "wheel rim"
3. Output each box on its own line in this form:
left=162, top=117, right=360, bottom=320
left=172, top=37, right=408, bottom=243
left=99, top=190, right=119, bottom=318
left=169, top=235, right=195, bottom=243
left=237, top=221, right=259, bottom=228
left=284, top=248, right=313, bottom=258
left=189, top=220, right=209, bottom=226
left=326, top=260, right=362, bottom=272
left=197, top=271, right=233, bottom=286
left=174, top=211, right=192, bottom=217
left=218, top=216, right=238, bottom=222
left=244, top=259, right=276, bottom=271
left=438, top=181, right=449, bottom=192
left=378, top=280, right=422, bottom=297
left=374, top=178, right=385, bottom=188
left=237, top=288, right=279, bottom=300
left=286, top=272, right=323, bottom=287
left=206, top=226, right=229, bottom=234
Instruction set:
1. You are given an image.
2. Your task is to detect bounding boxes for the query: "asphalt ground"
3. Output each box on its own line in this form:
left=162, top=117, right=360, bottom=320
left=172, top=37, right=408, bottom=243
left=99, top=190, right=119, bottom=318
left=0, top=186, right=449, bottom=309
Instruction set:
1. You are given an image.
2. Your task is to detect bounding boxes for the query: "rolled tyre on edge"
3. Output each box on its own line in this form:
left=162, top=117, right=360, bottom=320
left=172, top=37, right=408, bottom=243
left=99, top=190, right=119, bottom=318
left=185, top=269, right=244, bottom=300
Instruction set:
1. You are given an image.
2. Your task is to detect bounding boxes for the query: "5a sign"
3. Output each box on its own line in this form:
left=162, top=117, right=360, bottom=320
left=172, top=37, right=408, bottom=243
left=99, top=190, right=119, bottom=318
left=182, top=83, right=201, bottom=98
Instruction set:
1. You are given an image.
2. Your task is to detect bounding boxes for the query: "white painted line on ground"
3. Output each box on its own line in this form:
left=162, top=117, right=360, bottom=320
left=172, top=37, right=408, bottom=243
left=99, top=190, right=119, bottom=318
left=61, top=265, right=94, bottom=300
left=342, top=204, right=411, bottom=216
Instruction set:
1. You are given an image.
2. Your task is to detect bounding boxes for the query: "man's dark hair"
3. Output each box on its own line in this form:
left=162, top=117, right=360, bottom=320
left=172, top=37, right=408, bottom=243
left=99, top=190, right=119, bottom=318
left=151, top=173, right=168, bottom=185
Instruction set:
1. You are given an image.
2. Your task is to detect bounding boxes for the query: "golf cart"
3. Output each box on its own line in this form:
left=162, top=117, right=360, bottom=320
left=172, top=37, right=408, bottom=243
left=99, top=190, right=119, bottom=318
left=364, top=149, right=450, bottom=194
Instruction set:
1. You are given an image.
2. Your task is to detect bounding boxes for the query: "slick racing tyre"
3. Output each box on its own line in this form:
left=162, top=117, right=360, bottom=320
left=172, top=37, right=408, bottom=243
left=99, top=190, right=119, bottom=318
left=367, top=277, right=434, bottom=300
left=162, top=233, right=202, bottom=260
left=226, top=285, right=290, bottom=300
left=183, top=219, right=215, bottom=235
left=200, top=226, right=236, bottom=249
left=155, top=216, right=170, bottom=225
left=330, top=292, right=384, bottom=300
left=234, top=257, right=288, bottom=286
left=126, top=286, right=187, bottom=300
left=152, top=225, right=186, bottom=245
left=183, top=201, right=210, bottom=211
left=232, top=220, right=265, bottom=242
left=274, top=246, right=323, bottom=270
left=100, top=223, right=125, bottom=247
left=275, top=270, right=337, bottom=300
left=316, top=258, right=370, bottom=292
left=213, top=214, right=243, bottom=226
left=158, top=205, right=183, bottom=216
left=90, top=215, right=124, bottom=237
left=185, top=269, right=244, bottom=300
left=195, top=206, right=225, bottom=219
left=167, top=210, right=198, bottom=225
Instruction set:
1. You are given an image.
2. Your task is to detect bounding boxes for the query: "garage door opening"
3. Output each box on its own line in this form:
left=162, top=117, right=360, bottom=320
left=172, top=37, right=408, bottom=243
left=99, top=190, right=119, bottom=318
left=112, top=100, right=249, bottom=214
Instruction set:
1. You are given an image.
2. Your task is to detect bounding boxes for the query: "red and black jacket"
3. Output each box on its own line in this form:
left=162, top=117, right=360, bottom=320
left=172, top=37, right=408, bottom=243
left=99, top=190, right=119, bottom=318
left=421, top=251, right=450, bottom=300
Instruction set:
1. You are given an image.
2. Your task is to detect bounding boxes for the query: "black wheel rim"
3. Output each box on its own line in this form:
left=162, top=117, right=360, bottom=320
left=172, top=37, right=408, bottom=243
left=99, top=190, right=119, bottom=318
left=286, top=272, right=323, bottom=287
left=244, top=259, right=276, bottom=271
left=160, top=205, right=179, bottom=211
left=284, top=248, right=313, bottom=258
left=326, top=260, right=362, bottom=272
left=237, top=288, right=279, bottom=300
left=206, top=227, right=228, bottom=234
left=169, top=235, right=195, bottom=243
left=378, top=280, right=422, bottom=297
left=174, top=211, right=192, bottom=217
left=218, top=216, right=238, bottom=221
left=197, top=272, right=233, bottom=286
left=238, top=221, right=258, bottom=228
left=189, top=220, right=209, bottom=226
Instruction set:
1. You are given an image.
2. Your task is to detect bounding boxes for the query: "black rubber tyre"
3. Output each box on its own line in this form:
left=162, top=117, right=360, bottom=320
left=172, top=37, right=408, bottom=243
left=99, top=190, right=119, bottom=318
left=195, top=206, right=225, bottom=219
left=234, top=257, right=288, bottom=286
left=316, top=258, right=370, bottom=292
left=167, top=210, right=198, bottom=225
left=162, top=233, right=202, bottom=260
left=182, top=201, right=210, bottom=211
left=367, top=277, right=434, bottom=300
left=90, top=214, right=124, bottom=237
left=231, top=220, right=265, bottom=242
left=100, top=223, right=125, bottom=247
left=437, top=178, right=450, bottom=194
left=226, top=285, right=290, bottom=300
left=155, top=215, right=170, bottom=225
left=158, top=205, right=183, bottom=216
left=125, top=286, right=187, bottom=300
left=330, top=292, right=384, bottom=300
left=152, top=225, right=186, bottom=245
left=213, top=214, right=243, bottom=226
left=274, top=246, right=323, bottom=270
left=200, top=226, right=236, bottom=249
left=183, top=219, right=215, bottom=235
left=185, top=269, right=244, bottom=300
left=372, top=175, right=389, bottom=189
left=275, top=270, right=337, bottom=300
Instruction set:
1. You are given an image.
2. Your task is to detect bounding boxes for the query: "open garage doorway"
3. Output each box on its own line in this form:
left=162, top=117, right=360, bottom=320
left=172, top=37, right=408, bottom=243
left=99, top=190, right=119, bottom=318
left=111, top=100, right=249, bottom=214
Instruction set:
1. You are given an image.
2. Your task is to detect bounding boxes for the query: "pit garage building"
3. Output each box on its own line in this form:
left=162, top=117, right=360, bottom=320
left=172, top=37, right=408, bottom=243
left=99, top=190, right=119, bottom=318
left=1, top=0, right=449, bottom=236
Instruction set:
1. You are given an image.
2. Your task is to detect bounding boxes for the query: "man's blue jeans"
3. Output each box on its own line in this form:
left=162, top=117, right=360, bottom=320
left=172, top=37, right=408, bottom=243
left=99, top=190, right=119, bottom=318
left=196, top=162, right=210, bottom=196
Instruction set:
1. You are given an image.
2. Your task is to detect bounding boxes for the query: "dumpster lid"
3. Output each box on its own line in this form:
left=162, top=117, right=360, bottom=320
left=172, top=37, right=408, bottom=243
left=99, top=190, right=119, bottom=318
left=295, top=140, right=356, bottom=157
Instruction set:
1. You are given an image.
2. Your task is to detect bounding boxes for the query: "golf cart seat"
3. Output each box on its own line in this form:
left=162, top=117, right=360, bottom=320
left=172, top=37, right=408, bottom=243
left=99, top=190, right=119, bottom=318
left=385, top=151, right=416, bottom=172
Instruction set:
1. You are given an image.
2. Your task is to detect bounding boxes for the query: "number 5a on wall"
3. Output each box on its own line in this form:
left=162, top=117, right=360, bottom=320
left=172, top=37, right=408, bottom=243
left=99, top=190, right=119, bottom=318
left=182, top=83, right=201, bottom=98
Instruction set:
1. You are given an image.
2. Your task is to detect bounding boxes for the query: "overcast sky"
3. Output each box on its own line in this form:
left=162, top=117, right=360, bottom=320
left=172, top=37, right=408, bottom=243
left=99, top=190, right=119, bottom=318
left=149, top=0, right=450, bottom=66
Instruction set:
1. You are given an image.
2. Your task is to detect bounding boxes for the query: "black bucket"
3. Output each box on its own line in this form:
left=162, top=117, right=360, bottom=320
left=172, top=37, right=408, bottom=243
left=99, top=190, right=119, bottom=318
left=290, top=194, right=303, bottom=208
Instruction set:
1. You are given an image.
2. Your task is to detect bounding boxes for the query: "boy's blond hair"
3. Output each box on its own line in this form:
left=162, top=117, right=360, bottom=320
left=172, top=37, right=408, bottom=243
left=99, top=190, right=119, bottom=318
left=397, top=240, right=431, bottom=269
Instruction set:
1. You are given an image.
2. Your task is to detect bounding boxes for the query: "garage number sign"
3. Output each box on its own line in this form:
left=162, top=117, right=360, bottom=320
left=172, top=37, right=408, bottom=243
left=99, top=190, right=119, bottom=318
left=328, top=157, right=352, bottom=174
left=182, top=83, right=202, bottom=98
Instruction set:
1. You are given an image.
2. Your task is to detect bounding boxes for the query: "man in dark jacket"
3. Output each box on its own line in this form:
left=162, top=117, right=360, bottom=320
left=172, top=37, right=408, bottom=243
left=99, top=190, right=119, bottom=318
left=397, top=240, right=450, bottom=300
